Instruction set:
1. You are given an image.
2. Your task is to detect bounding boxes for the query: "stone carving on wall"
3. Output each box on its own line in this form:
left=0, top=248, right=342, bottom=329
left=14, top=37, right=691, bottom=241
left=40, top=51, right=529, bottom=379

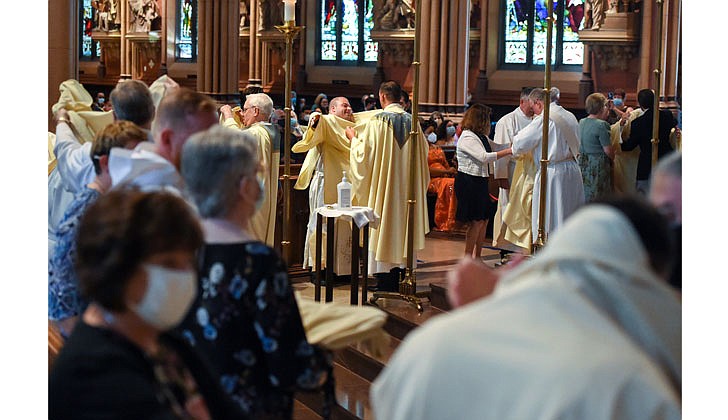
left=379, top=42, right=413, bottom=65
left=240, top=0, right=251, bottom=30
left=377, top=0, right=415, bottom=30
left=591, top=44, right=638, bottom=71
left=259, top=0, right=284, bottom=31
left=128, top=0, right=161, bottom=33
left=584, top=0, right=607, bottom=30
left=92, top=0, right=121, bottom=32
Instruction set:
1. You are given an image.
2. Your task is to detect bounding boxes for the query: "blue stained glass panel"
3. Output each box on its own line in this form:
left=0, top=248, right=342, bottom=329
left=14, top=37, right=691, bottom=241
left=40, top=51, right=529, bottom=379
left=177, top=0, right=193, bottom=59
left=505, top=0, right=528, bottom=42
left=532, top=0, right=557, bottom=65
left=321, top=0, right=337, bottom=41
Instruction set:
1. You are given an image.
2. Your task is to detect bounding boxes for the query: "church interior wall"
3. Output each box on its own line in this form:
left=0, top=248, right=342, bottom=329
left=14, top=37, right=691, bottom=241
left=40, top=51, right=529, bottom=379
left=48, top=0, right=681, bottom=131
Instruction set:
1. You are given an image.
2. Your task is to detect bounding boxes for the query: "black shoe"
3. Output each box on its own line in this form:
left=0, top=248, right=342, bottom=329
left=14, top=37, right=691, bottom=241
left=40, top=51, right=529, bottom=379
left=368, top=270, right=400, bottom=293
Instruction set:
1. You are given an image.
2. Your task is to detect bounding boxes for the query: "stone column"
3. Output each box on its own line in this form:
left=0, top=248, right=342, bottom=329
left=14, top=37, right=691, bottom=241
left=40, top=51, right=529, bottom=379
left=472, top=0, right=489, bottom=102
left=197, top=0, right=241, bottom=103
left=48, top=0, right=77, bottom=131
left=578, top=45, right=594, bottom=105
left=662, top=0, right=680, bottom=107
left=419, top=0, right=470, bottom=115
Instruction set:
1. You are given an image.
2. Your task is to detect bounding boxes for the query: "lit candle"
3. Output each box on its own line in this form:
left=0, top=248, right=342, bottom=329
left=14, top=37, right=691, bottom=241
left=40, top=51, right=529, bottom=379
left=283, top=0, right=296, bottom=22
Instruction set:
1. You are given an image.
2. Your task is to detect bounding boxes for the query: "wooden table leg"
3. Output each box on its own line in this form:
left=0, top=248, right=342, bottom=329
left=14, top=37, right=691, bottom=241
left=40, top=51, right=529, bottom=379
left=362, top=223, right=369, bottom=304
left=350, top=223, right=360, bottom=305
left=315, top=213, right=323, bottom=302
left=326, top=217, right=335, bottom=302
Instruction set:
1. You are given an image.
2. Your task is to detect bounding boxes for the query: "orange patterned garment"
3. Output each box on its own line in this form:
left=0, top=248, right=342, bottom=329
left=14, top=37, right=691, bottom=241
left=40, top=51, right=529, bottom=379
left=427, top=147, right=457, bottom=231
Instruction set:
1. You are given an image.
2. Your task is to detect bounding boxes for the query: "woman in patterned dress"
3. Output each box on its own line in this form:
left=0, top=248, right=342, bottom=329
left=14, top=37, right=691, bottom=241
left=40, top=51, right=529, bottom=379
left=578, top=93, right=615, bottom=202
left=178, top=125, right=331, bottom=419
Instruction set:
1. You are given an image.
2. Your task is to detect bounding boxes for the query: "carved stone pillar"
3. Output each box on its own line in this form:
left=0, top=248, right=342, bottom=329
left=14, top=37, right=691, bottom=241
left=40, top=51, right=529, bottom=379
left=661, top=0, right=681, bottom=111
left=197, top=0, right=241, bottom=103
left=578, top=45, right=594, bottom=106
left=472, top=0, right=489, bottom=103
left=48, top=0, right=77, bottom=131
left=417, top=0, right=470, bottom=115
left=248, top=0, right=263, bottom=88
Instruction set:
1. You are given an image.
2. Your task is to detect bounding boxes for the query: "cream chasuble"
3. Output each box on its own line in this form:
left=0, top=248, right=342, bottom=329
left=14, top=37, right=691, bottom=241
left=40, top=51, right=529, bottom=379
left=223, top=119, right=281, bottom=247
left=292, top=111, right=378, bottom=271
left=502, top=153, right=538, bottom=251
left=349, top=104, right=429, bottom=272
left=611, top=108, right=643, bottom=194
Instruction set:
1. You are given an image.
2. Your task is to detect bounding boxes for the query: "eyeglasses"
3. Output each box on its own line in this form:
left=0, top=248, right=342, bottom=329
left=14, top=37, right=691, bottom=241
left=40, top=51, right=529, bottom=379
left=243, top=105, right=258, bottom=113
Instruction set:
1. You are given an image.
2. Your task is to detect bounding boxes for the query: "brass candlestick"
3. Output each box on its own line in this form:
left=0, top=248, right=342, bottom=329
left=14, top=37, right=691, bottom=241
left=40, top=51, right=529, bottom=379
left=275, top=20, right=304, bottom=264
left=369, top=0, right=429, bottom=313
left=532, top=0, right=554, bottom=253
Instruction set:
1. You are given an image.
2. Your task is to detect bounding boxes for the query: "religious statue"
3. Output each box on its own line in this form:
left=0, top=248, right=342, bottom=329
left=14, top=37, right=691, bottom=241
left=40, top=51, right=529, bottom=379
left=109, top=0, right=121, bottom=31
left=128, top=0, right=160, bottom=33
left=259, top=0, right=284, bottom=30
left=91, top=0, right=111, bottom=31
left=584, top=0, right=606, bottom=30
left=239, top=0, right=250, bottom=30
left=379, top=0, right=415, bottom=30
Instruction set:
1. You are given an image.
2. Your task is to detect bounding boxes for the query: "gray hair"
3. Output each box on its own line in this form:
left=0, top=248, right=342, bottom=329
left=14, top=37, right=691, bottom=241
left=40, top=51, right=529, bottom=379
left=110, top=80, right=155, bottom=127
left=653, top=151, right=681, bottom=180
left=245, top=93, right=274, bottom=119
left=528, top=88, right=547, bottom=103
left=181, top=125, right=259, bottom=218
left=550, top=87, right=560, bottom=102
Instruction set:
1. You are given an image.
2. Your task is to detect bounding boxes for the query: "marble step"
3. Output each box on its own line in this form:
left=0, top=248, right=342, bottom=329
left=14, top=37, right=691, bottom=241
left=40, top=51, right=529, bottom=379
left=295, top=362, right=373, bottom=420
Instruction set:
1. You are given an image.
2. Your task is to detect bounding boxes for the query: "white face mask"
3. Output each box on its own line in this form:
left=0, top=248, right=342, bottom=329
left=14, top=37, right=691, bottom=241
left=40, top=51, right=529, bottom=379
left=131, top=264, right=197, bottom=331
left=427, top=132, right=437, bottom=144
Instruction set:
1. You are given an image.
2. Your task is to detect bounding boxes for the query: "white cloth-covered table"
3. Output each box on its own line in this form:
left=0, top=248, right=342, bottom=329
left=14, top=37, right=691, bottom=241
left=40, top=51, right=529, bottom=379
left=313, top=205, right=380, bottom=304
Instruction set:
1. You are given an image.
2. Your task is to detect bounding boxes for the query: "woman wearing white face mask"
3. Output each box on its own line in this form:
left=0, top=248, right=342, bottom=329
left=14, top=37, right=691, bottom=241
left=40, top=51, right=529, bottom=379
left=49, top=189, right=244, bottom=420
left=178, top=126, right=331, bottom=419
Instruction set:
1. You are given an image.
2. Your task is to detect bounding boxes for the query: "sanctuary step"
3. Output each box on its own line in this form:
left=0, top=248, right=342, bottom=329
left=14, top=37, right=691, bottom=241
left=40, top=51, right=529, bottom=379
left=293, top=234, right=502, bottom=419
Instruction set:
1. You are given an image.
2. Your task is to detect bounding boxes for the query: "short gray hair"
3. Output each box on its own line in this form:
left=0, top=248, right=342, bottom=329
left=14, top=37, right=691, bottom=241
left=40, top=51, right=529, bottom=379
left=181, top=125, right=259, bottom=218
left=550, top=87, right=560, bottom=102
left=528, top=88, right=547, bottom=103
left=245, top=93, right=274, bottom=119
left=110, top=80, right=155, bottom=127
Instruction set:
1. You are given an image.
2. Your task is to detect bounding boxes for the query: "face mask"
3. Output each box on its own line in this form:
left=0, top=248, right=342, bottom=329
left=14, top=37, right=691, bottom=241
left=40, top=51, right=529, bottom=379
left=446, top=126, right=456, bottom=137
left=256, top=177, right=265, bottom=211
left=613, top=98, right=623, bottom=107
left=131, top=264, right=197, bottom=331
left=303, top=114, right=311, bottom=123
left=291, top=118, right=297, bottom=127
left=427, top=132, right=437, bottom=144
left=98, top=98, right=105, bottom=104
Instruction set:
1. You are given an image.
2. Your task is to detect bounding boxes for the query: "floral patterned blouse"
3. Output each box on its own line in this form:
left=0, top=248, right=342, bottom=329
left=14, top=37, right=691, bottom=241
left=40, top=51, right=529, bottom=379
left=177, top=241, right=331, bottom=419
left=48, top=187, right=100, bottom=327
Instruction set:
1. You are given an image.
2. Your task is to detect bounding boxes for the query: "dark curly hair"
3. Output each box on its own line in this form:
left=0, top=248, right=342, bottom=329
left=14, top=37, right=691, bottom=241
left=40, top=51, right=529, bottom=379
left=74, top=189, right=203, bottom=312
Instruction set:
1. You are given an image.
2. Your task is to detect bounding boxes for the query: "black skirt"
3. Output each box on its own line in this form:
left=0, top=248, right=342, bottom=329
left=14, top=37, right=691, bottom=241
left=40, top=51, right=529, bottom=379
left=454, top=171, right=496, bottom=222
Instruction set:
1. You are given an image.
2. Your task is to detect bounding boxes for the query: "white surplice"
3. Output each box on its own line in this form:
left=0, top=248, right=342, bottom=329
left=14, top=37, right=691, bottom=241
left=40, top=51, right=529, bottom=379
left=371, top=205, right=681, bottom=420
left=511, top=112, right=584, bottom=243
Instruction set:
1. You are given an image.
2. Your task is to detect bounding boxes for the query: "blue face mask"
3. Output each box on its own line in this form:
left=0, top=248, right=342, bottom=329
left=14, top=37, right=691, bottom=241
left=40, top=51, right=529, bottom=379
left=446, top=126, right=456, bottom=138
left=613, top=98, right=623, bottom=107
left=427, top=132, right=437, bottom=144
left=291, top=118, right=297, bottom=127
left=98, top=98, right=105, bottom=104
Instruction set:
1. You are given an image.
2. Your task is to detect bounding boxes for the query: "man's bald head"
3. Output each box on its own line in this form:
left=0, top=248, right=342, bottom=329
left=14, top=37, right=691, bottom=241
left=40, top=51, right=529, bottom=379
left=329, top=97, right=354, bottom=122
left=151, top=88, right=218, bottom=169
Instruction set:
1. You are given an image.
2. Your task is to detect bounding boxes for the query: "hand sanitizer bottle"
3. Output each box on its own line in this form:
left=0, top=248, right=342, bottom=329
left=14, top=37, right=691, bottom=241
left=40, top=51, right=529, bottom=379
left=337, top=171, right=352, bottom=209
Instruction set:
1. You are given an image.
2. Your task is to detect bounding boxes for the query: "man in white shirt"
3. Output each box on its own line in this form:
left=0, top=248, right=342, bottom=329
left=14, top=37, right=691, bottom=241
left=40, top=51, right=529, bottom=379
left=511, top=88, right=584, bottom=244
left=491, top=87, right=534, bottom=248
left=108, top=87, right=219, bottom=194
left=548, top=87, right=580, bottom=160
left=49, top=80, right=155, bottom=251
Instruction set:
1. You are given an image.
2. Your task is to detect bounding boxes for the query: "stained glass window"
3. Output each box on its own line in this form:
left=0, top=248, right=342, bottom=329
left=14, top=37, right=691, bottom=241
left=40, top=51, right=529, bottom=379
left=318, top=0, right=377, bottom=65
left=501, top=0, right=583, bottom=68
left=176, top=0, right=198, bottom=62
left=80, top=0, right=101, bottom=60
